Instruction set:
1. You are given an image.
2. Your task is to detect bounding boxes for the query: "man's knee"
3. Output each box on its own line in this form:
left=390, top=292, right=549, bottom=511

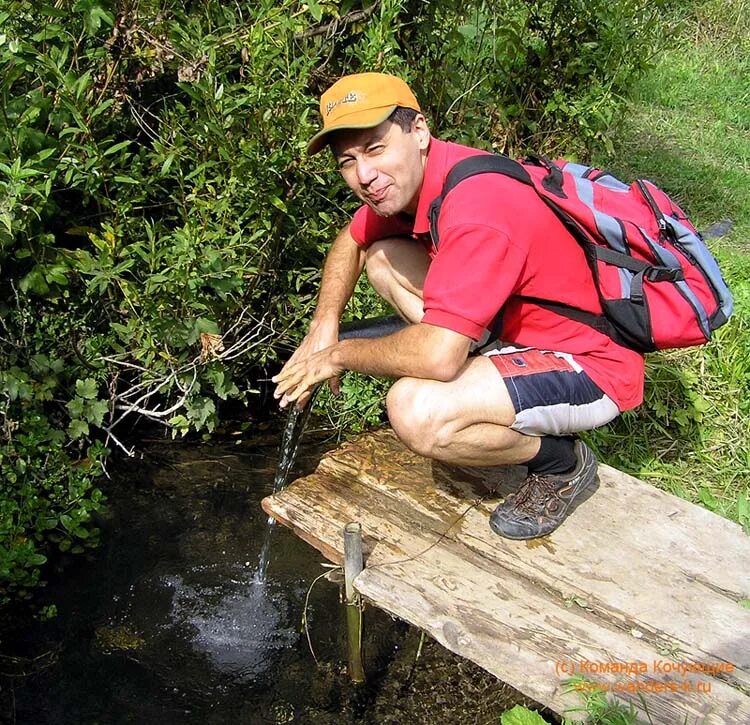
left=386, top=378, right=453, bottom=458
left=365, top=238, right=402, bottom=295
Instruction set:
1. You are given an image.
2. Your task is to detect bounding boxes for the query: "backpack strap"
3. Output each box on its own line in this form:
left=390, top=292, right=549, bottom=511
left=427, top=154, right=634, bottom=348
left=429, top=156, right=533, bottom=247
left=429, top=155, right=573, bottom=246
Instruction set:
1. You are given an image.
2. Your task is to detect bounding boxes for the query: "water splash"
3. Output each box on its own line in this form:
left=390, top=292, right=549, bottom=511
left=164, top=571, right=297, bottom=679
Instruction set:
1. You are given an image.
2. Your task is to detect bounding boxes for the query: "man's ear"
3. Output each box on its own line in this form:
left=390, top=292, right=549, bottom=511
left=413, top=114, right=431, bottom=150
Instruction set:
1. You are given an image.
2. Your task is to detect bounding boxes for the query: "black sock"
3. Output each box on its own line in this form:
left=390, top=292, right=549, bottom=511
left=525, top=436, right=577, bottom=475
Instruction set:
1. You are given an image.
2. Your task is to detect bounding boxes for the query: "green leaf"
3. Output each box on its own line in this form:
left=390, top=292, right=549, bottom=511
left=40, top=604, right=58, bottom=621
left=19, top=268, right=51, bottom=295
left=30, top=353, right=50, bottom=372
left=738, top=493, right=750, bottom=534
left=86, top=399, right=109, bottom=426
left=103, top=140, right=131, bottom=156
left=67, top=396, right=86, bottom=418
left=59, top=126, right=85, bottom=139
left=500, top=705, right=550, bottom=725
left=270, top=195, right=287, bottom=212
left=39, top=5, right=66, bottom=17
left=1, top=211, right=13, bottom=234
left=740, top=599, right=750, bottom=610
left=307, top=0, right=323, bottom=22
left=738, top=493, right=749, bottom=520
left=196, top=317, right=220, bottom=335
left=76, top=378, right=98, bottom=399
left=698, top=487, right=718, bottom=510
left=33, top=148, right=57, bottom=163
left=78, top=0, right=114, bottom=35
left=186, top=396, right=216, bottom=430
left=160, top=153, right=176, bottom=175
left=68, top=418, right=90, bottom=439
left=168, top=414, right=190, bottom=437
left=458, top=23, right=478, bottom=40
left=90, top=99, right=115, bottom=118
left=44, top=265, right=69, bottom=286
left=15, top=167, right=43, bottom=179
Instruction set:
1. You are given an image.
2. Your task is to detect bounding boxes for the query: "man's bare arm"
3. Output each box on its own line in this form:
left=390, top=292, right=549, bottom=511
left=312, top=223, right=366, bottom=332
left=279, top=224, right=365, bottom=392
left=273, top=322, right=472, bottom=408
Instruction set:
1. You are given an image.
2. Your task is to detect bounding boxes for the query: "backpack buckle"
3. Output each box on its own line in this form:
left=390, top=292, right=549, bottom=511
left=646, top=266, right=684, bottom=283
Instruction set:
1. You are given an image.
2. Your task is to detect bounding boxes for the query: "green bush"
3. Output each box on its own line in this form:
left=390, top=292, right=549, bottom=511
left=1, top=350, right=106, bottom=604
left=397, top=0, right=669, bottom=156
left=0, top=0, right=331, bottom=602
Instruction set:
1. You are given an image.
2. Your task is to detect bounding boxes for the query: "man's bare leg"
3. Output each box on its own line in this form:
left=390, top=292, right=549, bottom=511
left=386, top=356, right=541, bottom=466
left=365, top=238, right=430, bottom=323
left=364, top=237, right=600, bottom=540
left=365, top=238, right=540, bottom=466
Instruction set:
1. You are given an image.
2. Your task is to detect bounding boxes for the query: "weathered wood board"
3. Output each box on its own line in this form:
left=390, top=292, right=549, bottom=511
left=262, top=428, right=750, bottom=723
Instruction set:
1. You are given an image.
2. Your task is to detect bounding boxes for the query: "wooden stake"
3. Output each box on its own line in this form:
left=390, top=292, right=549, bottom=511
left=343, top=522, right=364, bottom=683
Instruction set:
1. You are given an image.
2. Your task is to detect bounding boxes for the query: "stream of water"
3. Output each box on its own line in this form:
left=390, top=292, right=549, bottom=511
left=255, top=389, right=318, bottom=585
left=255, top=316, right=406, bottom=586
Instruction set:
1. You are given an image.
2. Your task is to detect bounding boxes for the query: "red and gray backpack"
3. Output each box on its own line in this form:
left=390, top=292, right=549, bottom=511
left=428, top=155, right=734, bottom=353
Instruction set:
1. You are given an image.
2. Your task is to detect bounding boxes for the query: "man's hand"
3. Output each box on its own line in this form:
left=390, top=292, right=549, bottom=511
left=280, top=317, right=342, bottom=397
left=272, top=344, right=343, bottom=409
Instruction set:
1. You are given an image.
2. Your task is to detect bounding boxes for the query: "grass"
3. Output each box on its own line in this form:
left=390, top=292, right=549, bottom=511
left=587, top=0, right=750, bottom=529
left=508, top=3, right=750, bottom=723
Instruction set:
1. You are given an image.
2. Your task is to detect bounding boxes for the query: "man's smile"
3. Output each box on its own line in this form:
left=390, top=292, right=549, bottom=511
left=365, top=185, right=391, bottom=203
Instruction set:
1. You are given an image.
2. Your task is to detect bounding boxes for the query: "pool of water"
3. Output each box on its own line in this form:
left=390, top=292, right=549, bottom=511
left=1, top=422, right=543, bottom=724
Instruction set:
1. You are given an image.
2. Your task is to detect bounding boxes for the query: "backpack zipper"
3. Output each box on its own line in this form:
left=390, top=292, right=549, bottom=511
left=635, top=179, right=670, bottom=239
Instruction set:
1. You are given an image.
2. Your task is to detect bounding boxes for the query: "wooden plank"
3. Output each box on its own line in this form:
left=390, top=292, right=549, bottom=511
left=262, top=428, right=750, bottom=723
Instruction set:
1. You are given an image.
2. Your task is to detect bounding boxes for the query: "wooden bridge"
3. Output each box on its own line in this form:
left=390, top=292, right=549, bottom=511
left=262, top=427, right=750, bottom=723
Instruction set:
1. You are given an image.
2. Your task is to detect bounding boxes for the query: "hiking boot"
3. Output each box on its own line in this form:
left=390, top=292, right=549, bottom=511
left=489, top=440, right=598, bottom=540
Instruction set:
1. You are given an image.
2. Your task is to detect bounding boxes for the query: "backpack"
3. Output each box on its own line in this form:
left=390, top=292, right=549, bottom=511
left=428, top=155, right=734, bottom=353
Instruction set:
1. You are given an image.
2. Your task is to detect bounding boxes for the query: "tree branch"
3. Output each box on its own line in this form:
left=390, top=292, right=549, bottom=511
left=295, top=2, right=381, bottom=40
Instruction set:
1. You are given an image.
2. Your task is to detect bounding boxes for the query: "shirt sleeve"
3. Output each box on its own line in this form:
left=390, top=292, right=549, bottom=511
left=349, top=205, right=415, bottom=248
left=422, top=220, right=528, bottom=341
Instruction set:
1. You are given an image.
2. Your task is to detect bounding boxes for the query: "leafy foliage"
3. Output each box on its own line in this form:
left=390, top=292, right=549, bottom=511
left=398, top=0, right=669, bottom=156
left=1, top=352, right=106, bottom=604
left=501, top=704, right=551, bottom=724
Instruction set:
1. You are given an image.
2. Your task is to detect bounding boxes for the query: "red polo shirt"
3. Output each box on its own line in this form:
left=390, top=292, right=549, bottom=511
left=349, top=138, right=644, bottom=411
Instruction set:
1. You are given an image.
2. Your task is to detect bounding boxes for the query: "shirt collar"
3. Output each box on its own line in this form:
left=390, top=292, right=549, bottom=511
left=411, top=137, right=450, bottom=235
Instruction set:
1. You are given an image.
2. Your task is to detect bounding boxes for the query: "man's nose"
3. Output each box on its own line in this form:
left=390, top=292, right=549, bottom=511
left=356, top=159, right=377, bottom=186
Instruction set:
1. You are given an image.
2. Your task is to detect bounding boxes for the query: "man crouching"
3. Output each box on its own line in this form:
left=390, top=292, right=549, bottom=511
left=272, top=73, right=644, bottom=540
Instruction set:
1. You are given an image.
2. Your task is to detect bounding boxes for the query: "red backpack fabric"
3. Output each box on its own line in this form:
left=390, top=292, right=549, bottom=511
left=428, top=155, right=733, bottom=353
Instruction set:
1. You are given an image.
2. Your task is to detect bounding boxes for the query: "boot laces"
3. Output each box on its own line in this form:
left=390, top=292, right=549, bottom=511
left=510, top=473, right=558, bottom=515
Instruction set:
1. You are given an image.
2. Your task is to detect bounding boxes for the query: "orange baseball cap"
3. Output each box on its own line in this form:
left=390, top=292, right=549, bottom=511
left=307, top=72, right=421, bottom=155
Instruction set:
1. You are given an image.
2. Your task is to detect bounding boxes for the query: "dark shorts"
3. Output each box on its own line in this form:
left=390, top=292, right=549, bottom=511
left=480, top=344, right=620, bottom=436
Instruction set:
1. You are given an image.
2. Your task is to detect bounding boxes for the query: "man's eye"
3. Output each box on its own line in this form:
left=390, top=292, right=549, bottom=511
left=367, top=144, right=385, bottom=154
left=337, top=158, right=354, bottom=170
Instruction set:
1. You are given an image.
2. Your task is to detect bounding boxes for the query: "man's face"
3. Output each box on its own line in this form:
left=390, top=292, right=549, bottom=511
left=330, top=115, right=430, bottom=217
